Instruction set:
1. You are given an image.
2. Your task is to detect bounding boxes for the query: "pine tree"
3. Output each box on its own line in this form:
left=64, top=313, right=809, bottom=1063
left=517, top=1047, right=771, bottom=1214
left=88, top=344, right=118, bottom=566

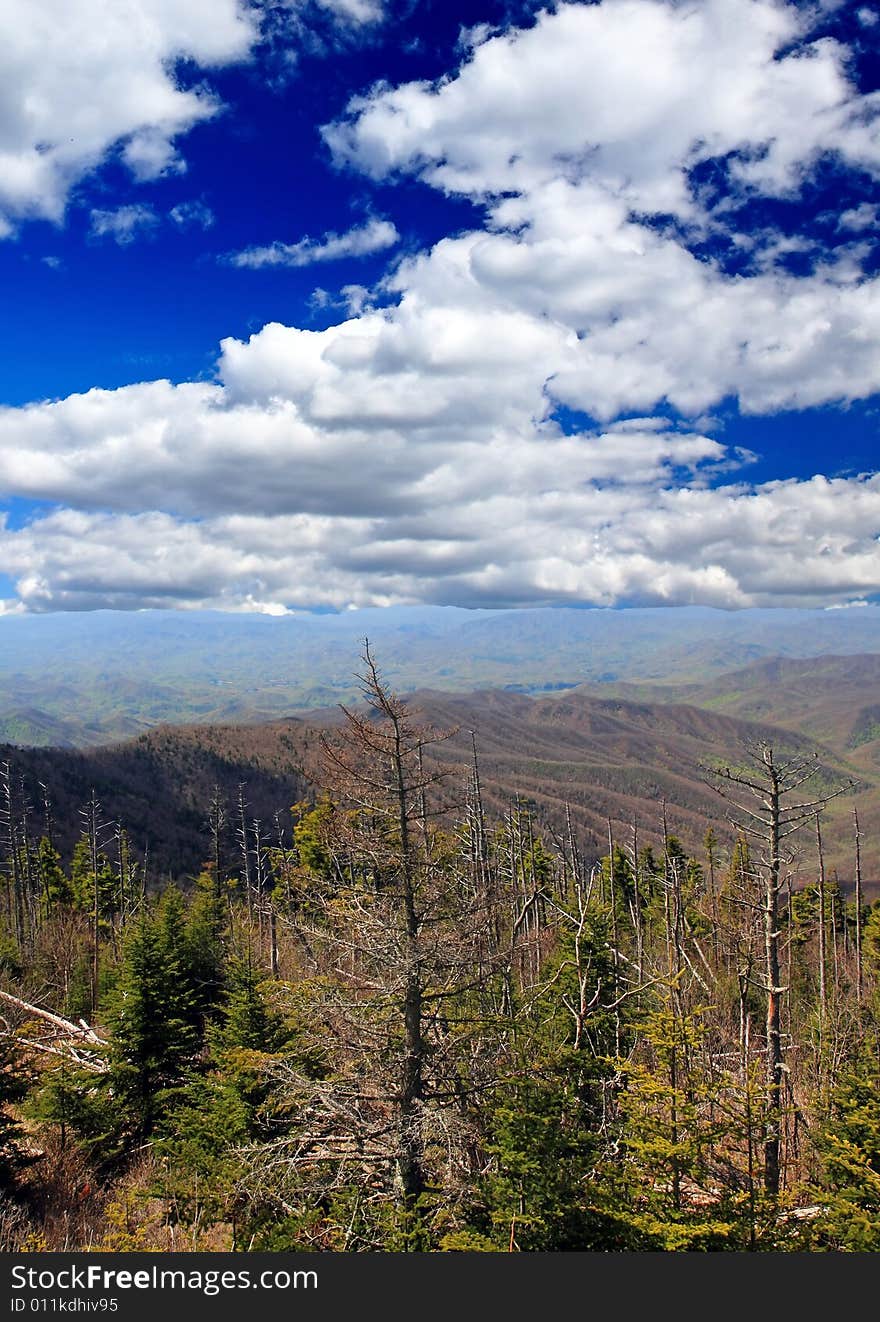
left=464, top=909, right=626, bottom=1250
left=107, top=905, right=197, bottom=1140
left=36, top=837, right=73, bottom=911
left=811, top=1051, right=880, bottom=1250
left=184, top=872, right=229, bottom=1028
left=153, top=960, right=290, bottom=1244
left=612, top=1007, right=756, bottom=1250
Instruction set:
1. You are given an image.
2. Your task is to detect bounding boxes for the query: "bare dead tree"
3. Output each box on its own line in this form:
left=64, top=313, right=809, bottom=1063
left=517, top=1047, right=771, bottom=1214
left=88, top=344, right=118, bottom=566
left=17, top=777, right=37, bottom=940
left=1, top=760, right=25, bottom=946
left=853, top=806, right=864, bottom=1005
left=815, top=812, right=828, bottom=1030
left=236, top=784, right=253, bottom=926
left=79, top=790, right=110, bottom=1013
left=259, top=640, right=496, bottom=1241
left=208, top=786, right=226, bottom=904
left=706, top=742, right=852, bottom=1197
left=0, top=988, right=108, bottom=1074
left=252, top=818, right=278, bottom=973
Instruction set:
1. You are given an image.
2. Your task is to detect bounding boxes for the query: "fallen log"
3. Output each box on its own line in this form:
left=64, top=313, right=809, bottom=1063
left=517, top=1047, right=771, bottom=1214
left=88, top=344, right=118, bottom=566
left=0, top=988, right=108, bottom=1047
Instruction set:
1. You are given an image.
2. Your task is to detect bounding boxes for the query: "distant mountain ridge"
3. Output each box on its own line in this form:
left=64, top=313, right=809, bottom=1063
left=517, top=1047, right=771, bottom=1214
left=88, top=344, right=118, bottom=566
left=4, top=604, right=880, bottom=747
left=1, top=681, right=873, bottom=891
left=577, top=653, right=880, bottom=769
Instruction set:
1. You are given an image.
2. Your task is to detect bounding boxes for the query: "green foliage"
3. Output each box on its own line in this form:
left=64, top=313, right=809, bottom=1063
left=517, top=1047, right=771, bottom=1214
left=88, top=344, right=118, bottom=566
left=30, top=1064, right=120, bottom=1166
left=476, top=1065, right=622, bottom=1250
left=0, top=925, right=22, bottom=980
left=65, top=950, right=98, bottom=1022
left=70, top=838, right=116, bottom=924
left=599, top=844, right=635, bottom=907
left=462, top=908, right=626, bottom=1250
left=152, top=1074, right=250, bottom=1231
left=183, top=872, right=228, bottom=1027
left=293, top=799, right=335, bottom=880
left=2, top=712, right=880, bottom=1253
left=810, top=1054, right=880, bottom=1250
left=212, top=959, right=288, bottom=1127
left=156, top=964, right=309, bottom=1245
left=0, top=1034, right=32, bottom=1192
left=36, top=838, right=73, bottom=909
left=610, top=1008, right=750, bottom=1249
left=106, top=901, right=198, bottom=1140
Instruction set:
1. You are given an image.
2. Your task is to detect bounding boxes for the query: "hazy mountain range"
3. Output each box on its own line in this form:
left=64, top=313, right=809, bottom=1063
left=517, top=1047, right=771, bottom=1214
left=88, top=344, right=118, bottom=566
left=1, top=605, right=878, bottom=889
left=3, top=604, right=880, bottom=748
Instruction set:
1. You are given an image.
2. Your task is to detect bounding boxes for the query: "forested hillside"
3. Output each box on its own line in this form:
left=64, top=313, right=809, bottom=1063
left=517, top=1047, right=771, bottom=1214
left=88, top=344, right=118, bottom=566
left=0, top=680, right=873, bottom=881
left=5, top=605, right=880, bottom=748
left=1, top=650, right=879, bottom=1252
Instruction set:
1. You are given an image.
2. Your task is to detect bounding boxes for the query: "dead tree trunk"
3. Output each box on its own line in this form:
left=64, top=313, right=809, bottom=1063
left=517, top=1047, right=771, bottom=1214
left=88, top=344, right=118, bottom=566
left=854, top=807, right=864, bottom=1005
left=707, top=742, right=851, bottom=1198
left=763, top=759, right=783, bottom=1198
left=815, top=812, right=827, bottom=1030
left=80, top=790, right=106, bottom=1013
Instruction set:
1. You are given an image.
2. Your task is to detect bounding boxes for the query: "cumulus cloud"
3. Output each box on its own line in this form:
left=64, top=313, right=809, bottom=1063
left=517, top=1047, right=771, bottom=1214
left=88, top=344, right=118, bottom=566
left=4, top=472, right=880, bottom=613
left=317, top=0, right=880, bottom=420
left=2, top=0, right=880, bottom=613
left=0, top=371, right=726, bottom=520
left=326, top=0, right=879, bottom=213
left=0, top=330, right=878, bottom=613
left=229, top=217, right=399, bottom=268
left=0, top=0, right=258, bottom=235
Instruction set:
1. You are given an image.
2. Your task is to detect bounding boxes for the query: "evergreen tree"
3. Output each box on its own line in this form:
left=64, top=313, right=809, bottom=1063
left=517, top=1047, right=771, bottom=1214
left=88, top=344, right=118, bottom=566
left=811, top=1054, right=880, bottom=1251
left=214, top=957, right=288, bottom=1125
left=611, top=1008, right=757, bottom=1250
left=107, top=905, right=197, bottom=1139
left=457, top=906, right=626, bottom=1250
left=183, top=871, right=228, bottom=1027
left=153, top=961, right=290, bottom=1243
left=70, top=837, right=116, bottom=925
left=36, top=837, right=73, bottom=910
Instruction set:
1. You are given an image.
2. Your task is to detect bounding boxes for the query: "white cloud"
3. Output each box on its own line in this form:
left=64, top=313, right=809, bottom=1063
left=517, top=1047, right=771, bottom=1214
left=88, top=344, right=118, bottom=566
left=326, top=0, right=878, bottom=215
left=0, top=331, right=878, bottom=613
left=2, top=0, right=880, bottom=614
left=4, top=471, right=880, bottom=613
left=168, top=199, right=215, bottom=229
left=838, top=203, right=878, bottom=232
left=230, top=217, right=399, bottom=268
left=314, top=0, right=384, bottom=23
left=91, top=198, right=216, bottom=244
left=317, top=0, right=880, bottom=420
left=0, top=370, right=725, bottom=519
left=0, top=0, right=257, bottom=235
left=90, top=204, right=160, bottom=245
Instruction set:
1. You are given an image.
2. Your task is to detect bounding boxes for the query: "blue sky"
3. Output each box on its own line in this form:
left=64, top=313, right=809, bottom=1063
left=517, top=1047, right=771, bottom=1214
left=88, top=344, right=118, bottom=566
left=0, top=0, right=878, bottom=614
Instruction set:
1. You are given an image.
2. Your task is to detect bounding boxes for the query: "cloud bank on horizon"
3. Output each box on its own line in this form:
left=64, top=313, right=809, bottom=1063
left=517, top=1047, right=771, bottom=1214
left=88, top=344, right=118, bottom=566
left=0, top=0, right=879, bottom=614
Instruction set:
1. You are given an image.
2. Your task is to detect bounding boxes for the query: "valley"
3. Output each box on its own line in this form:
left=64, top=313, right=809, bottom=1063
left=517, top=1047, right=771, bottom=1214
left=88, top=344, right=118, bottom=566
left=1, top=669, right=873, bottom=889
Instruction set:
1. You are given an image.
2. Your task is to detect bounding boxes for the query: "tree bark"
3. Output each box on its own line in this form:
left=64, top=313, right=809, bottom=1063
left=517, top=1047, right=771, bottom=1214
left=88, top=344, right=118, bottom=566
left=763, top=752, right=782, bottom=1198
